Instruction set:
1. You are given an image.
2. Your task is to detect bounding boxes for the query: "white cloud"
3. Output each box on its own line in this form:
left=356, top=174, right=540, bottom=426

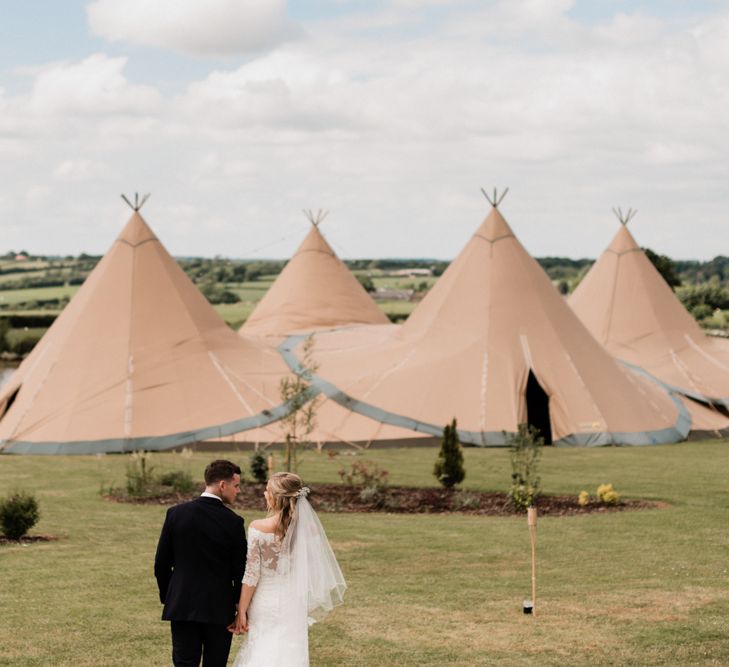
left=53, top=159, right=106, bottom=182
left=87, top=0, right=299, bottom=56
left=2, top=4, right=729, bottom=260
left=31, top=54, right=160, bottom=116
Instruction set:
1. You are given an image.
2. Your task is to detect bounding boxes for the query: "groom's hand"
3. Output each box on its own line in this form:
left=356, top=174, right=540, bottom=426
left=227, top=610, right=248, bottom=635
left=237, top=610, right=249, bottom=633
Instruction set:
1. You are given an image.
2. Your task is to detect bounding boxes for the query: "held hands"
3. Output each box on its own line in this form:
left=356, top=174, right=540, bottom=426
left=228, top=608, right=249, bottom=635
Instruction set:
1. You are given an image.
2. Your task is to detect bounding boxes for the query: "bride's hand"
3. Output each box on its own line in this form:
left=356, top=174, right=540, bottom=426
left=234, top=610, right=248, bottom=634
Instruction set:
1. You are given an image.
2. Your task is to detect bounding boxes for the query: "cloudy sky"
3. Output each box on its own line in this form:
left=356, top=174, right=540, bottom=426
left=1, top=0, right=728, bottom=260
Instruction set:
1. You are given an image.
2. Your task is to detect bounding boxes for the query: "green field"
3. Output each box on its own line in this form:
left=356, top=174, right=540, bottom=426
left=0, top=269, right=49, bottom=284
left=5, top=328, right=46, bottom=345
left=1, top=442, right=728, bottom=666
left=0, top=285, right=78, bottom=306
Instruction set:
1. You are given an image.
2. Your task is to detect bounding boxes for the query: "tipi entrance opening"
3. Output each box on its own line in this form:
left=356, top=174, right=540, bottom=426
left=0, top=385, right=20, bottom=420
left=526, top=371, right=552, bottom=444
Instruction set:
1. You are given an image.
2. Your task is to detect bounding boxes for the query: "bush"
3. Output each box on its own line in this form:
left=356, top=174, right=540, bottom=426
left=126, top=451, right=155, bottom=496
left=0, top=491, right=40, bottom=539
left=596, top=483, right=620, bottom=505
left=199, top=281, right=241, bottom=305
left=507, top=423, right=544, bottom=512
left=452, top=490, right=482, bottom=510
left=702, top=308, right=729, bottom=330
left=678, top=283, right=729, bottom=313
left=578, top=490, right=590, bottom=507
left=158, top=470, right=196, bottom=493
left=690, top=303, right=713, bottom=320
left=433, top=418, right=465, bottom=489
left=338, top=460, right=389, bottom=490
left=358, top=485, right=386, bottom=507
left=0, top=318, right=9, bottom=353
left=250, top=451, right=268, bottom=484
left=355, top=274, right=375, bottom=293
left=11, top=335, right=42, bottom=356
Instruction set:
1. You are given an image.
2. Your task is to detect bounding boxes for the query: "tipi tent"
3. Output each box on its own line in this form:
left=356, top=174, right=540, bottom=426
left=0, top=207, right=298, bottom=454
left=240, top=211, right=389, bottom=337
left=283, top=201, right=690, bottom=446
left=568, top=213, right=729, bottom=430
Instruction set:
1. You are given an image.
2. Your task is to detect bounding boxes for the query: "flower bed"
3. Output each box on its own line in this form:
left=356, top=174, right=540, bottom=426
left=107, top=483, right=666, bottom=517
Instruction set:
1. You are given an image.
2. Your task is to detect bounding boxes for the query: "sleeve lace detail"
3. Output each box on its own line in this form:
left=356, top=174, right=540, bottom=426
left=242, top=526, right=281, bottom=587
left=242, top=528, right=261, bottom=587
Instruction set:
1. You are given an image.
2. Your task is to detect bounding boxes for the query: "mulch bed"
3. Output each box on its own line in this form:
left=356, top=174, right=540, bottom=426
left=0, top=535, right=59, bottom=545
left=107, top=483, right=667, bottom=517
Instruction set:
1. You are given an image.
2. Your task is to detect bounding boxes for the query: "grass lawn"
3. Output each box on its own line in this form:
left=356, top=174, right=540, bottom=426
left=1, top=442, right=728, bottom=666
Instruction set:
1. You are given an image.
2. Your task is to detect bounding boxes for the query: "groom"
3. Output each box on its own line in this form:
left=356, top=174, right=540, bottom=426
left=155, top=459, right=247, bottom=667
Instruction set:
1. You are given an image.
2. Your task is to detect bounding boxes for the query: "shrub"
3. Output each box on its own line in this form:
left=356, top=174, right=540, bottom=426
left=702, top=308, right=729, bottom=330
left=452, top=490, right=482, bottom=511
left=0, top=491, right=40, bottom=539
left=578, top=490, right=590, bottom=507
left=11, top=335, right=41, bottom=356
left=433, top=418, right=466, bottom=489
left=158, top=470, right=196, bottom=493
left=358, top=486, right=386, bottom=507
left=0, top=318, right=9, bottom=353
left=126, top=450, right=155, bottom=496
left=691, top=303, right=713, bottom=320
left=596, top=483, right=620, bottom=505
left=355, top=274, right=375, bottom=292
left=338, top=460, right=389, bottom=490
left=507, top=423, right=544, bottom=512
left=199, top=281, right=241, bottom=304
left=677, top=283, right=729, bottom=312
left=250, top=451, right=268, bottom=484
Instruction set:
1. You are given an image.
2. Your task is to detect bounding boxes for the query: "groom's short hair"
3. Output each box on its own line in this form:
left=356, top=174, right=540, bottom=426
left=204, top=459, right=242, bottom=485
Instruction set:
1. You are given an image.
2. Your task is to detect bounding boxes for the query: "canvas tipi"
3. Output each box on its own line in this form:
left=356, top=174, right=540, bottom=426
left=284, top=198, right=690, bottom=446
left=569, top=211, right=729, bottom=432
left=0, top=204, right=296, bottom=454
left=240, top=211, right=388, bottom=337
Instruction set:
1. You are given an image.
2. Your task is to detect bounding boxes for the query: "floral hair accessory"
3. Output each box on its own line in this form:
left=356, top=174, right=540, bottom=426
left=296, top=486, right=310, bottom=498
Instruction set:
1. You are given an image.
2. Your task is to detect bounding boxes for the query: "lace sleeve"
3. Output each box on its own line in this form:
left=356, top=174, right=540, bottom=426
left=242, top=528, right=261, bottom=587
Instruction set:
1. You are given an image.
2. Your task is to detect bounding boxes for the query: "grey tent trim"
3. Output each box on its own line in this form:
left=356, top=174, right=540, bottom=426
left=278, top=334, right=691, bottom=447
left=0, top=400, right=300, bottom=455
left=619, top=359, right=729, bottom=410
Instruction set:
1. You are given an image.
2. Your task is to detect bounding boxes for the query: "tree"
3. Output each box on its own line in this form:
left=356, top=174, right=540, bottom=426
left=279, top=336, right=320, bottom=472
left=355, top=274, right=375, bottom=292
left=250, top=451, right=268, bottom=484
left=643, top=247, right=681, bottom=289
left=0, top=318, right=9, bottom=353
left=507, top=424, right=544, bottom=512
left=433, top=418, right=465, bottom=488
left=677, top=282, right=729, bottom=312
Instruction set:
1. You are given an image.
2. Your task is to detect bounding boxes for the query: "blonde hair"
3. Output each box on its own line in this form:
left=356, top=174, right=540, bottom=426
left=268, top=472, right=304, bottom=540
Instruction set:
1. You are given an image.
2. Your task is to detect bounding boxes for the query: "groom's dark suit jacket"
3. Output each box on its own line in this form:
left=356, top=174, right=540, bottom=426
left=154, top=496, right=246, bottom=625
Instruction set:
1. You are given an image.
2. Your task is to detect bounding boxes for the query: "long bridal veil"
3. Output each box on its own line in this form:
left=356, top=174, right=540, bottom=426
left=282, top=492, right=347, bottom=624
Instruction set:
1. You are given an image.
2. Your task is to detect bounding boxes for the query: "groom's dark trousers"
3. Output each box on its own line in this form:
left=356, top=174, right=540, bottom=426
left=155, top=496, right=246, bottom=667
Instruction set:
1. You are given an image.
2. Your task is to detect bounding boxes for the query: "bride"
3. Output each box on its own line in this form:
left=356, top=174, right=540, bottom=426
left=231, top=472, right=346, bottom=666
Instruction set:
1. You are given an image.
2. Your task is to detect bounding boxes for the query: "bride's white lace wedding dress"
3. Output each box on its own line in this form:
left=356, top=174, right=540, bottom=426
left=233, top=526, right=309, bottom=666
left=233, top=495, right=346, bottom=667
